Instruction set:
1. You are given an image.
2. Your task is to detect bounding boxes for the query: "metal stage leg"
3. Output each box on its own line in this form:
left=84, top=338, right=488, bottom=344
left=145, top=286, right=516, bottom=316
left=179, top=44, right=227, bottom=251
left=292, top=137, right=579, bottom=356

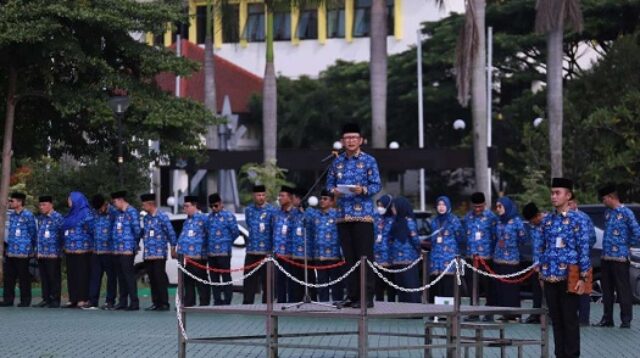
left=178, top=257, right=186, bottom=358
left=540, top=307, right=548, bottom=358
left=266, top=257, right=278, bottom=358
left=358, top=256, right=368, bottom=357
left=450, top=257, right=462, bottom=358
left=422, top=251, right=429, bottom=304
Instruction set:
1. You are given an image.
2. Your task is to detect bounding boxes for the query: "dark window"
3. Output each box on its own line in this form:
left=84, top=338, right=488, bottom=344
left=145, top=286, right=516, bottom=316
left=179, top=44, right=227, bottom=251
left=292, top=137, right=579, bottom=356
left=327, top=3, right=345, bottom=38
left=297, top=6, right=318, bottom=40
left=196, top=5, right=207, bottom=45
left=353, top=0, right=371, bottom=37
left=273, top=10, right=291, bottom=41
left=222, top=4, right=240, bottom=43
left=387, top=0, right=394, bottom=35
left=154, top=33, right=164, bottom=47
left=245, top=4, right=265, bottom=42
left=353, top=0, right=394, bottom=38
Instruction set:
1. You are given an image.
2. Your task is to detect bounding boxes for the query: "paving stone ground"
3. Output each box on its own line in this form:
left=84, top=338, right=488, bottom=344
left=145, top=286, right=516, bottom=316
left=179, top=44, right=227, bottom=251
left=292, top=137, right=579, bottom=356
left=0, top=289, right=638, bottom=358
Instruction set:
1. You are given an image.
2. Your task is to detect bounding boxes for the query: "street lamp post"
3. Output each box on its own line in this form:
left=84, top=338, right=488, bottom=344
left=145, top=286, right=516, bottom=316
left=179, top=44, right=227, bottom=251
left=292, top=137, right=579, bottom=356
left=108, top=95, right=130, bottom=187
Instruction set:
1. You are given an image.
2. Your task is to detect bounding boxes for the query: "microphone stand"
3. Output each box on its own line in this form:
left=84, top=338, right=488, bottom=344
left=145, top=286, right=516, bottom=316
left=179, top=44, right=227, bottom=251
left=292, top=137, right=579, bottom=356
left=282, top=152, right=339, bottom=310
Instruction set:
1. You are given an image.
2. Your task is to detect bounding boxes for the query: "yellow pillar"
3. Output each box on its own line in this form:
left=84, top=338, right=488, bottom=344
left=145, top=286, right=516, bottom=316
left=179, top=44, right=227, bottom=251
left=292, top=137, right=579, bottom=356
left=145, top=33, right=154, bottom=46
left=239, top=0, right=248, bottom=47
left=317, top=3, right=327, bottom=44
left=189, top=0, right=197, bottom=43
left=214, top=1, right=223, bottom=48
left=345, top=0, right=354, bottom=42
left=291, top=6, right=300, bottom=45
left=394, top=0, right=403, bottom=40
left=164, top=22, right=172, bottom=47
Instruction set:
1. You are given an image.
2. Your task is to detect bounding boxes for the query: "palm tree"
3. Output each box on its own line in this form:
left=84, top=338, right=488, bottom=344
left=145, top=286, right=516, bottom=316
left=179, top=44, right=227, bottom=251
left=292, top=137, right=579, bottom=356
left=370, top=0, right=387, bottom=148
left=204, top=0, right=217, bottom=119
left=262, top=3, right=278, bottom=164
left=535, top=0, right=583, bottom=177
left=451, top=0, right=490, bottom=202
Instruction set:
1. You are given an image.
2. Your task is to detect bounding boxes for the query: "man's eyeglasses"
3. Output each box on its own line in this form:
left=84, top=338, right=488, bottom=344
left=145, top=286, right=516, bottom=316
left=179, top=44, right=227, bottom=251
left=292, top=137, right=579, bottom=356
left=342, top=135, right=361, bottom=141
left=320, top=197, right=332, bottom=201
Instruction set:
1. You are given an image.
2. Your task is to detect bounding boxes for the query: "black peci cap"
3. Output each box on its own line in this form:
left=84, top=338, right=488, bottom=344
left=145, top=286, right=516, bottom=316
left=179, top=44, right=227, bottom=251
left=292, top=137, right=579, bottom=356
left=280, top=186, right=295, bottom=194
left=522, top=202, right=540, bottom=221
left=10, top=192, right=26, bottom=200
left=38, top=195, right=53, bottom=203
left=183, top=195, right=199, bottom=204
left=320, top=189, right=334, bottom=198
left=341, top=123, right=361, bottom=135
left=470, top=192, right=485, bottom=204
left=110, top=191, right=127, bottom=199
left=208, top=193, right=222, bottom=205
left=140, top=193, right=155, bottom=202
left=92, top=194, right=106, bottom=210
left=252, top=185, right=266, bottom=193
left=550, top=178, right=573, bottom=190
left=598, top=184, right=616, bottom=198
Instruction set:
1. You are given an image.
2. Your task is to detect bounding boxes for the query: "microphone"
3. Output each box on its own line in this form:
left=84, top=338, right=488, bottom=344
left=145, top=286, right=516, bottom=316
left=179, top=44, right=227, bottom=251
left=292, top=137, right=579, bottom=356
left=321, top=150, right=341, bottom=163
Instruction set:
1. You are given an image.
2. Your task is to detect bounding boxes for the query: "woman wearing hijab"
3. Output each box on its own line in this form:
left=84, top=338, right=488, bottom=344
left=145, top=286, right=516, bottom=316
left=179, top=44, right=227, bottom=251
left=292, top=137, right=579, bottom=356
left=374, top=194, right=396, bottom=302
left=388, top=197, right=422, bottom=303
left=493, top=196, right=527, bottom=321
left=428, top=196, right=464, bottom=302
left=62, top=191, right=94, bottom=308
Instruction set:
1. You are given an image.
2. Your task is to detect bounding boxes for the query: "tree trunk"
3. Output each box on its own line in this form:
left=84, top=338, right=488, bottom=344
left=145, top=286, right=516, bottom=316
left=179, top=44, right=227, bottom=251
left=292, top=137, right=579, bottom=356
left=0, top=67, right=18, bottom=281
left=370, top=0, right=387, bottom=148
left=204, top=0, right=217, bottom=118
left=547, top=25, right=564, bottom=178
left=470, top=0, right=489, bottom=203
left=262, top=9, right=277, bottom=163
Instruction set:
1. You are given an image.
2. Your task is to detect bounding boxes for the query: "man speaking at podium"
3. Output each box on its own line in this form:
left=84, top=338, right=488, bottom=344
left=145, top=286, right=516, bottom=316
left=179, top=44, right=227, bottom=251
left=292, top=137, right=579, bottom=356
left=326, top=123, right=381, bottom=309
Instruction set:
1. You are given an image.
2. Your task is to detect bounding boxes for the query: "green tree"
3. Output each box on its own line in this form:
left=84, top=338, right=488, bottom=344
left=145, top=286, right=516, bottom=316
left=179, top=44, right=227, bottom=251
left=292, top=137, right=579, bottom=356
left=0, top=0, right=218, bottom=277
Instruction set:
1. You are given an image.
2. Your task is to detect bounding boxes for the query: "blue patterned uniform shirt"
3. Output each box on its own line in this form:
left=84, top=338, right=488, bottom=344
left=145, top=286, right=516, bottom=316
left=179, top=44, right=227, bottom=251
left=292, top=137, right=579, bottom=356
left=574, top=209, right=597, bottom=248
left=326, top=151, right=381, bottom=223
left=272, top=207, right=296, bottom=257
left=92, top=209, right=114, bottom=254
left=429, top=216, right=464, bottom=274
left=142, top=210, right=177, bottom=260
left=527, top=219, right=545, bottom=265
left=602, top=205, right=640, bottom=262
left=288, top=208, right=311, bottom=259
left=389, top=218, right=421, bottom=265
left=111, top=206, right=141, bottom=255
left=36, top=210, right=64, bottom=258
left=244, top=203, right=275, bottom=254
left=206, top=210, right=239, bottom=256
left=539, top=210, right=591, bottom=281
left=308, top=208, right=341, bottom=261
left=7, top=209, right=37, bottom=257
left=493, top=217, right=527, bottom=265
left=463, top=210, right=498, bottom=259
left=177, top=213, right=208, bottom=259
left=374, top=214, right=393, bottom=266
left=64, top=215, right=94, bottom=254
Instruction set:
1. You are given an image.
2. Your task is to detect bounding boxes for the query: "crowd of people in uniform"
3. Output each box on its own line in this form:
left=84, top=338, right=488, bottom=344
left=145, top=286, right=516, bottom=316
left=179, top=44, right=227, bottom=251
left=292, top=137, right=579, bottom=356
left=2, top=123, right=640, bottom=358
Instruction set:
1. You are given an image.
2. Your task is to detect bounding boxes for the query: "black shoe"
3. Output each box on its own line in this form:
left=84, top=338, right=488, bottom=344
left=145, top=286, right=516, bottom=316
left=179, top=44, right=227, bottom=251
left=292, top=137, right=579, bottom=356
left=156, top=305, right=170, bottom=311
left=593, top=319, right=614, bottom=327
left=100, top=303, right=115, bottom=310
left=524, top=315, right=541, bottom=324
left=0, top=301, right=13, bottom=307
left=126, top=305, right=140, bottom=311
left=48, top=301, right=60, bottom=308
left=482, top=315, right=494, bottom=322
left=335, top=299, right=354, bottom=308
left=61, top=302, right=77, bottom=309
left=352, top=300, right=374, bottom=309
left=144, top=305, right=158, bottom=311
left=620, top=322, right=631, bottom=329
left=17, top=302, right=31, bottom=307
left=32, top=301, right=48, bottom=308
